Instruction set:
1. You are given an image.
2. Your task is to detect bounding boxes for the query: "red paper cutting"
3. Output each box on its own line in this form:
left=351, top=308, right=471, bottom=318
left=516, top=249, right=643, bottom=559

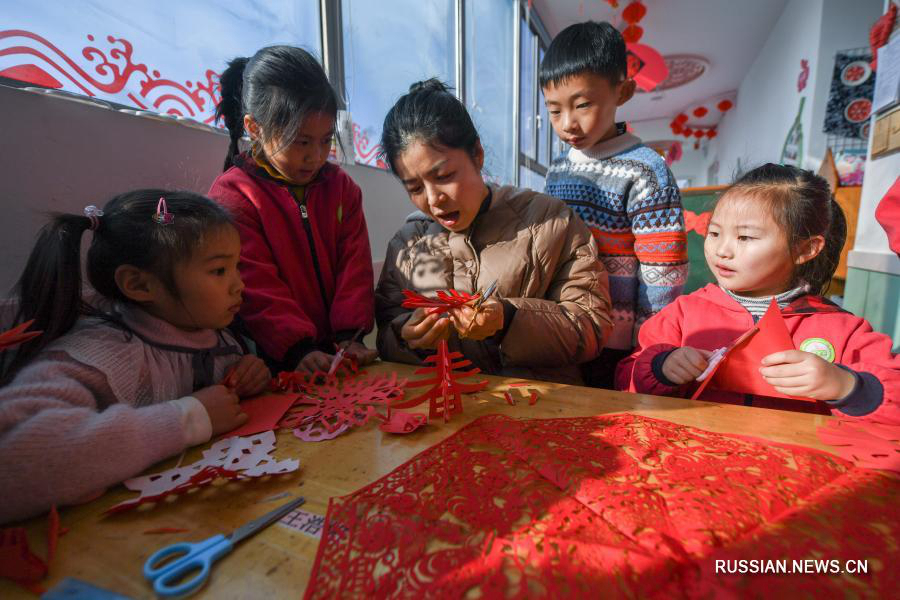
left=818, top=417, right=900, bottom=472
left=690, top=326, right=758, bottom=400
left=392, top=339, right=488, bottom=423
left=277, top=372, right=407, bottom=440
left=223, top=393, right=300, bottom=438
left=0, top=319, right=41, bottom=351
left=706, top=298, right=805, bottom=400
left=304, top=414, right=899, bottom=599
left=0, top=505, right=60, bottom=588
left=401, top=289, right=479, bottom=315
left=380, top=411, right=427, bottom=434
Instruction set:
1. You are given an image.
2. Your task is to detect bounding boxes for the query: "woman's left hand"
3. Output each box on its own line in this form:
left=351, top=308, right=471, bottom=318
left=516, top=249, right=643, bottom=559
left=338, top=340, right=378, bottom=366
left=450, top=299, right=504, bottom=340
left=223, top=355, right=272, bottom=397
left=759, top=350, right=856, bottom=401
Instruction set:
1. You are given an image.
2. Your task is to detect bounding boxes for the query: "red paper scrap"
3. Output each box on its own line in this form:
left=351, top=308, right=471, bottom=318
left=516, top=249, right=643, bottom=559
left=224, top=393, right=300, bottom=438
left=0, top=505, right=61, bottom=588
left=818, top=417, right=900, bottom=472
left=380, top=411, right=427, bottom=434
left=142, top=527, right=190, bottom=535
left=401, top=289, right=479, bottom=315
left=503, top=391, right=515, bottom=406
left=304, top=413, right=899, bottom=598
left=393, top=339, right=488, bottom=423
left=0, top=319, right=41, bottom=351
left=529, top=391, right=538, bottom=406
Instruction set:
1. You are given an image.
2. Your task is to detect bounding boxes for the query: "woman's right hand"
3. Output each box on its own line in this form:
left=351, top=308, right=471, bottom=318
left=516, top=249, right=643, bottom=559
left=401, top=308, right=451, bottom=350
left=193, top=384, right=247, bottom=436
left=661, top=347, right=713, bottom=385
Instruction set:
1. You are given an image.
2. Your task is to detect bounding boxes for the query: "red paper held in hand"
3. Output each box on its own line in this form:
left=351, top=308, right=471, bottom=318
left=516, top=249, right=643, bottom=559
left=223, top=393, right=300, bottom=439
left=401, top=289, right=479, bottom=315
left=0, top=319, right=41, bottom=351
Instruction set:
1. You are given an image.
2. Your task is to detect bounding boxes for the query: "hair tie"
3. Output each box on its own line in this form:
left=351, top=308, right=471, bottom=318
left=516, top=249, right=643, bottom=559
left=83, top=205, right=103, bottom=231
left=154, top=197, right=174, bottom=225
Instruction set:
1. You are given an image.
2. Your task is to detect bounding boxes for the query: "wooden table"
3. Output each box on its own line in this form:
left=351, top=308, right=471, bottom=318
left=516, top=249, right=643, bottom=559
left=3, top=362, right=837, bottom=599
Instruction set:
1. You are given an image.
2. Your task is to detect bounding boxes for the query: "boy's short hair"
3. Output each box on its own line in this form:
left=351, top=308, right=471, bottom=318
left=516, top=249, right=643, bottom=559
left=539, top=21, right=627, bottom=89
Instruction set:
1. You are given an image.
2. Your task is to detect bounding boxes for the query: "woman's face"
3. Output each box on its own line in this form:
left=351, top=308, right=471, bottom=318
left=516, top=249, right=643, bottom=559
left=393, top=140, right=489, bottom=232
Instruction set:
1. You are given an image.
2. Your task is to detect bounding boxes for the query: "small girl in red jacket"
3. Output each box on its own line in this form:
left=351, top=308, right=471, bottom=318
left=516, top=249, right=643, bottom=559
left=617, top=163, right=899, bottom=420
left=208, top=46, right=377, bottom=373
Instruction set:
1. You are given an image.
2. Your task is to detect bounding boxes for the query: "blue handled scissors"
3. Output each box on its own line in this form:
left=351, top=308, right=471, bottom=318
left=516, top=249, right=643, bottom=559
left=143, top=497, right=305, bottom=597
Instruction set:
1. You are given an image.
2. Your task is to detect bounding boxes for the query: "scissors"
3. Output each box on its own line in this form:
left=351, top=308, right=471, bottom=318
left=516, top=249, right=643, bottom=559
left=328, top=327, right=365, bottom=375
left=143, top=497, right=305, bottom=597
left=460, top=279, right=500, bottom=338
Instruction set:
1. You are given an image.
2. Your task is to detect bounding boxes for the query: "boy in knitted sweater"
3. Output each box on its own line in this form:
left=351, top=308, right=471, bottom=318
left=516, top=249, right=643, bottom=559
left=541, top=21, right=688, bottom=388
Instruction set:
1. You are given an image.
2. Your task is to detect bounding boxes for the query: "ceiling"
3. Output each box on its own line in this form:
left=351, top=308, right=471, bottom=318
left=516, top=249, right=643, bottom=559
left=532, top=0, right=788, bottom=124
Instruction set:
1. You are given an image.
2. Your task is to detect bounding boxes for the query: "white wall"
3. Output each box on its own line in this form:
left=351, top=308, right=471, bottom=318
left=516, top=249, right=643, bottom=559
left=0, top=83, right=412, bottom=294
left=628, top=117, right=707, bottom=186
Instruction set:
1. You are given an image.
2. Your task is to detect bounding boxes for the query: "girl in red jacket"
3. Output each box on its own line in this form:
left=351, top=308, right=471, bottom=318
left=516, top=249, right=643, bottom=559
left=617, top=164, right=899, bottom=420
left=208, top=46, right=376, bottom=373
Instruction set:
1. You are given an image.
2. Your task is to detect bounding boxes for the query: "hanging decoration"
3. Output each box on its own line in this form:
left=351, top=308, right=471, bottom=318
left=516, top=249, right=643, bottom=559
left=869, top=3, right=897, bottom=71
left=668, top=96, right=733, bottom=147
left=781, top=97, right=806, bottom=167
left=824, top=52, right=876, bottom=140
left=797, top=59, right=810, bottom=92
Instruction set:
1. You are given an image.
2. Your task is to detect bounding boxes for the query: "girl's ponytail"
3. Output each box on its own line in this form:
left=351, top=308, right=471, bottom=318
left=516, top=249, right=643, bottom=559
left=807, top=196, right=848, bottom=294
left=215, top=56, right=249, bottom=171
left=3, top=214, right=92, bottom=380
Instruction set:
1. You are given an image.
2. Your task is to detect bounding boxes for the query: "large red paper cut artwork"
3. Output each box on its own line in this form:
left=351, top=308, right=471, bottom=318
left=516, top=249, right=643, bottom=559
left=706, top=299, right=805, bottom=400
left=276, top=372, right=407, bottom=440
left=401, top=289, right=479, bottom=315
left=818, top=417, right=900, bottom=473
left=304, top=414, right=899, bottom=598
left=392, top=339, right=488, bottom=422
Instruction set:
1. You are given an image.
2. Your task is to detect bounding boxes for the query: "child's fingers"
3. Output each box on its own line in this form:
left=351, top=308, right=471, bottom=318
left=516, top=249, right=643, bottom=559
left=759, top=362, right=808, bottom=379
left=760, top=350, right=805, bottom=366
left=684, top=349, right=709, bottom=371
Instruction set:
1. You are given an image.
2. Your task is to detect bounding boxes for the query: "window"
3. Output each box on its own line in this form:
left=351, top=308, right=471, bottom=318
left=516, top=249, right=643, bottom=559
left=517, top=8, right=553, bottom=189
left=465, top=0, right=515, bottom=184
left=1, top=0, right=322, bottom=125
left=341, top=0, right=456, bottom=168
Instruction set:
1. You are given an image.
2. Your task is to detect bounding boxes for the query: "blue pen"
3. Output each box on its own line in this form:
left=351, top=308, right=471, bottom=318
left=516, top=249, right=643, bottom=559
left=143, top=497, right=305, bottom=597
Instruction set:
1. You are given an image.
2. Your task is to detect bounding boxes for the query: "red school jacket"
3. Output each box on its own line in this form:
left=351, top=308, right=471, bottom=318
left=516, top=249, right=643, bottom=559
left=208, top=154, right=374, bottom=365
left=616, top=284, right=900, bottom=420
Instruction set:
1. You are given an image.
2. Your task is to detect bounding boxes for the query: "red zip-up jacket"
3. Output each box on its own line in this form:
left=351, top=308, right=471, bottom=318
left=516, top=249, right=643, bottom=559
left=616, top=284, right=900, bottom=420
left=208, top=154, right=374, bottom=368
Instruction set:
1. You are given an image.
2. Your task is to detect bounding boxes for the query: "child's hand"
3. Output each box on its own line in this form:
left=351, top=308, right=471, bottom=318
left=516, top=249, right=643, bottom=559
left=760, top=350, right=856, bottom=400
left=339, top=340, right=378, bottom=366
left=223, top=355, right=271, bottom=397
left=450, top=299, right=504, bottom=340
left=194, top=385, right=247, bottom=436
left=297, top=350, right=334, bottom=373
left=662, top=347, right=713, bottom=385
left=401, top=308, right=451, bottom=350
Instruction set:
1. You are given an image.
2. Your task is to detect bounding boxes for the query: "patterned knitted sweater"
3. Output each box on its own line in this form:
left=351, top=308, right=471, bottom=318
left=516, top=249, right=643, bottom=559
left=545, top=127, right=688, bottom=350
left=0, top=304, right=243, bottom=524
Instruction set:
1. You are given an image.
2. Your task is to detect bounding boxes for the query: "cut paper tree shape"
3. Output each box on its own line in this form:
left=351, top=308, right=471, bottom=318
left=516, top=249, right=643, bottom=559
left=106, top=431, right=298, bottom=513
left=693, top=299, right=807, bottom=401
left=393, top=339, right=488, bottom=423
left=401, top=289, right=479, bottom=315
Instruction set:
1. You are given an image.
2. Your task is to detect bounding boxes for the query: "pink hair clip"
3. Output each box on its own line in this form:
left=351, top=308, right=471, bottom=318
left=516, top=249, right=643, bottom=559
left=154, top=197, right=174, bottom=225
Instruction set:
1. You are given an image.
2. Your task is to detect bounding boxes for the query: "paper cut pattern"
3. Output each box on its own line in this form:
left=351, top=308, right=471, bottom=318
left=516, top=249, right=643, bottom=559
left=379, top=411, right=427, bottom=434
left=393, top=340, right=488, bottom=422
left=224, top=393, right=300, bottom=438
left=304, top=414, right=899, bottom=599
left=0, top=505, right=59, bottom=593
left=277, top=372, right=407, bottom=441
left=698, top=299, right=807, bottom=401
left=818, top=417, right=900, bottom=472
left=107, top=431, right=298, bottom=513
left=401, top=289, right=479, bottom=315
left=0, top=319, right=41, bottom=351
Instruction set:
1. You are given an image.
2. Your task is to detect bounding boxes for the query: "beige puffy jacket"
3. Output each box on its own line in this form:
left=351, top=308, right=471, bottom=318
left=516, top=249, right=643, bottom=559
left=375, top=184, right=612, bottom=384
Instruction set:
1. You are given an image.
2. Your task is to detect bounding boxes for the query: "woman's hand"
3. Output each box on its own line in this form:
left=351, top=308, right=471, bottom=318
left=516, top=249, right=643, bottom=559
left=662, top=347, right=713, bottom=385
left=760, top=350, right=856, bottom=400
left=450, top=299, right=504, bottom=340
left=401, top=308, right=451, bottom=350
left=223, top=355, right=271, bottom=397
left=338, top=340, right=378, bottom=366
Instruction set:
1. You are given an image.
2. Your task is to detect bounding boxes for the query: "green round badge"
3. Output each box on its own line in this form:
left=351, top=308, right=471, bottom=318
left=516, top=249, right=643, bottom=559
left=799, top=337, right=836, bottom=362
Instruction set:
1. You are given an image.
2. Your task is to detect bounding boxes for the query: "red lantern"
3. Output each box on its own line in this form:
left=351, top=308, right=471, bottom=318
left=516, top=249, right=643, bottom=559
left=672, top=124, right=683, bottom=134
left=707, top=129, right=717, bottom=139
left=684, top=127, right=694, bottom=137
left=676, top=113, right=689, bottom=124
left=717, top=100, right=734, bottom=112
left=693, top=130, right=704, bottom=139
left=622, top=24, right=643, bottom=43
left=693, top=106, right=708, bottom=118
left=622, top=1, right=647, bottom=23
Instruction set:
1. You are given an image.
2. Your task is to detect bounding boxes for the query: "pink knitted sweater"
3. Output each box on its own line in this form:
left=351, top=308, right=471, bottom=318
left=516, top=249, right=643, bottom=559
left=0, top=304, right=243, bottom=524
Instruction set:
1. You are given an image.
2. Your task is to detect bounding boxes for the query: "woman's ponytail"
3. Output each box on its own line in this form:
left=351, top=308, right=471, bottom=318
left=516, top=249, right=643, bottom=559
left=215, top=56, right=249, bottom=171
left=3, top=214, right=92, bottom=381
